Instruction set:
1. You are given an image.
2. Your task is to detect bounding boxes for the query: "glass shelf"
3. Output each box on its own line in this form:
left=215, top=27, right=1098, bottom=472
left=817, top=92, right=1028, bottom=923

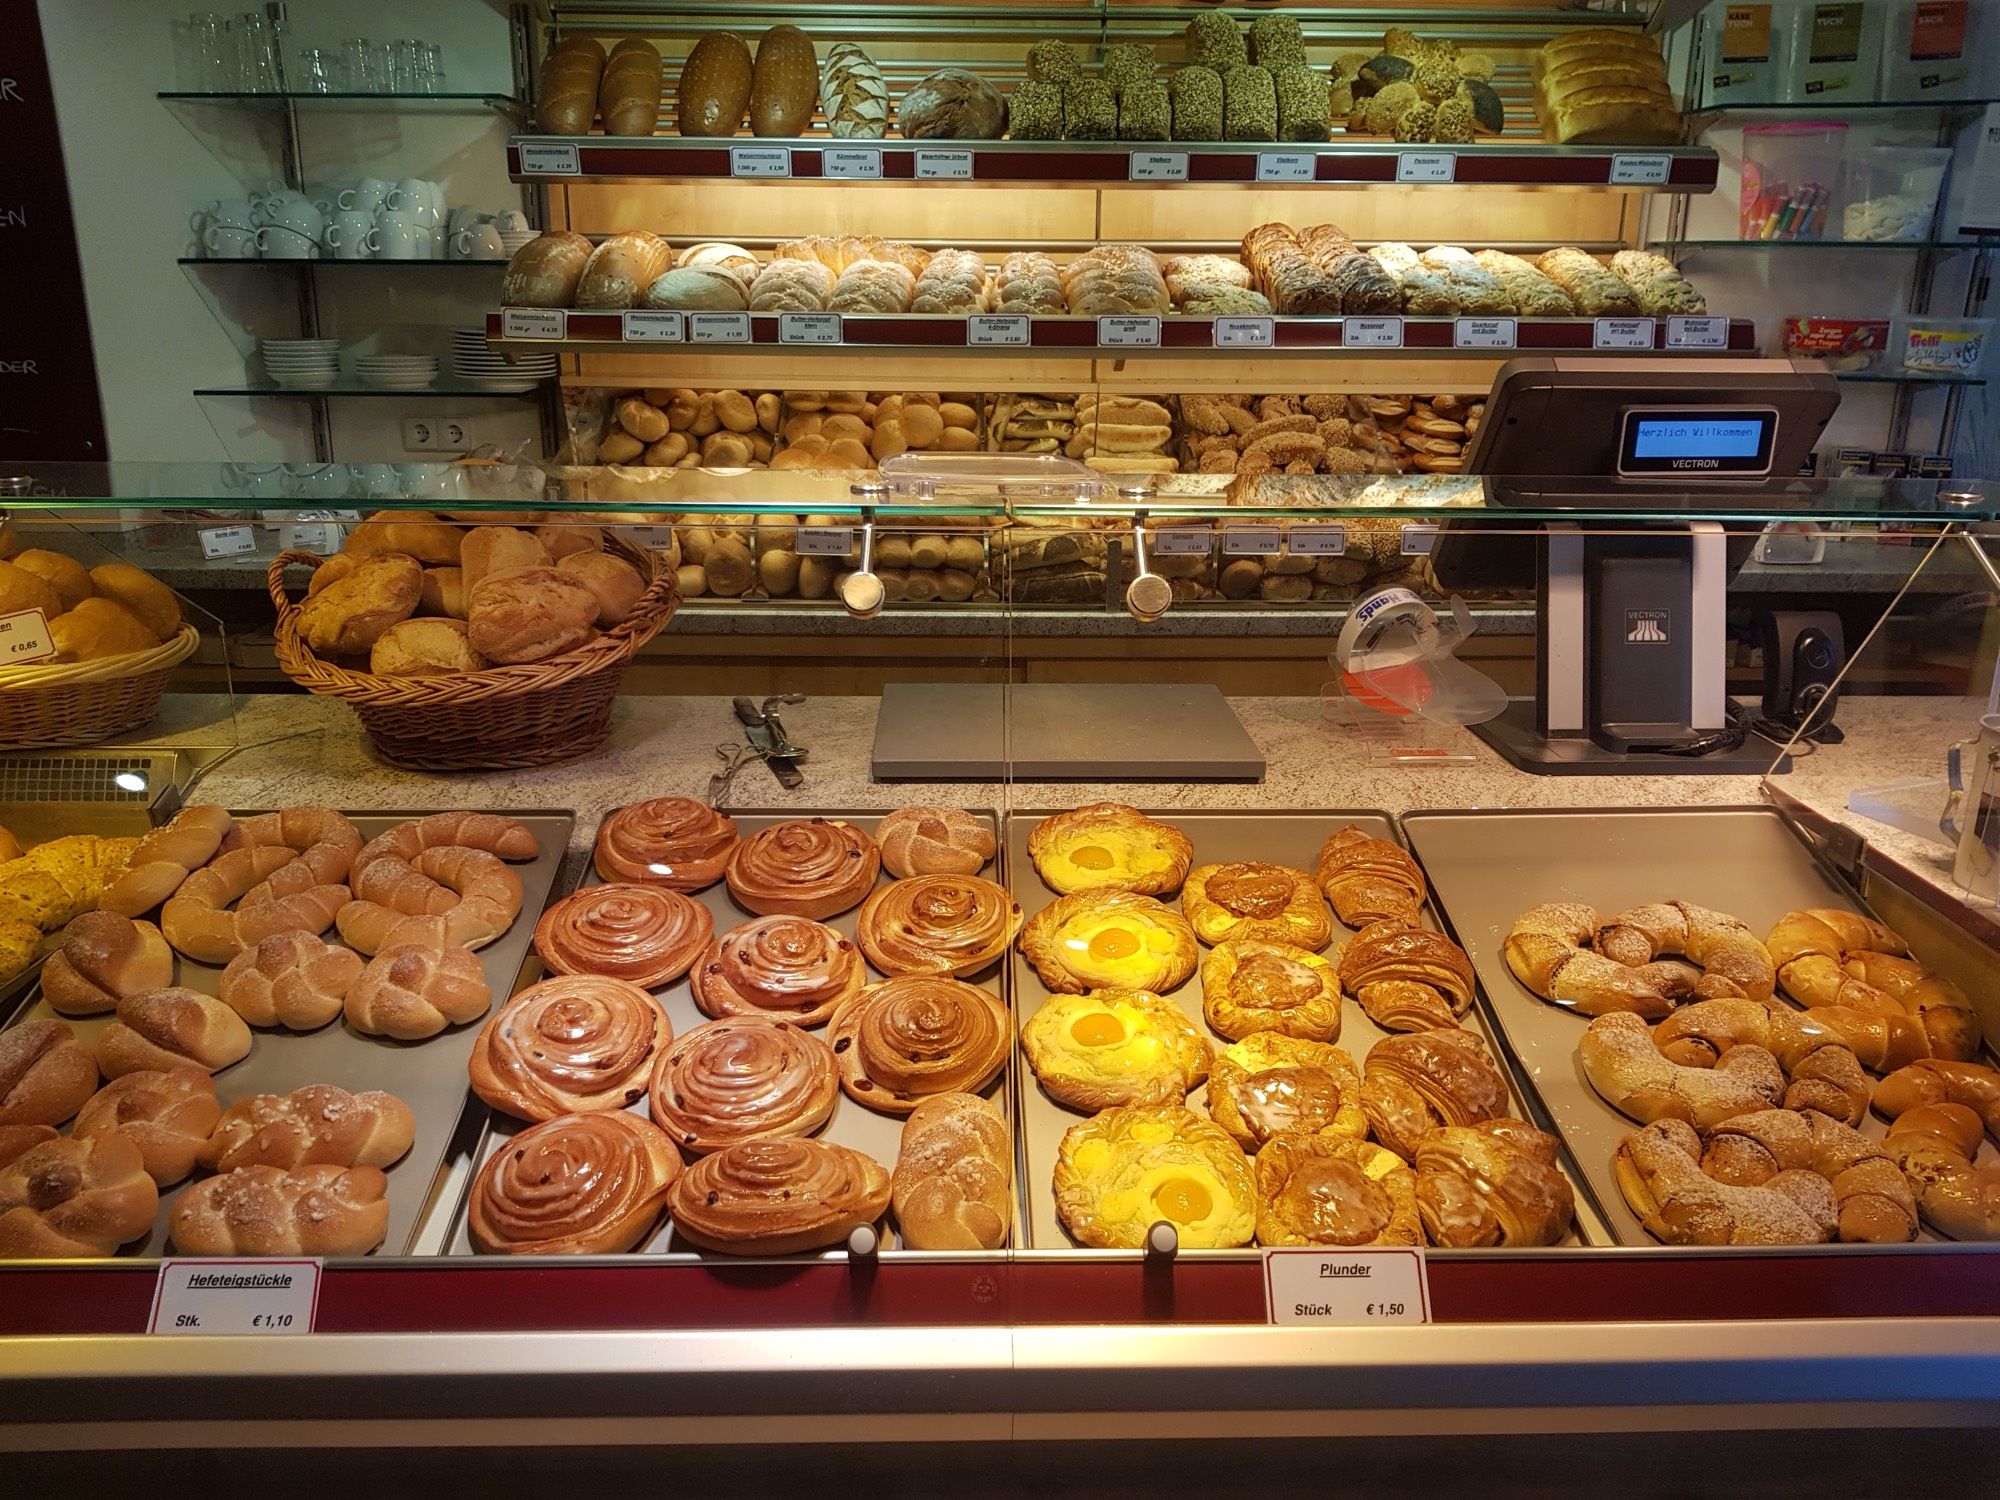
left=1832, top=371, right=1988, bottom=386
left=193, top=384, right=547, bottom=399
left=159, top=90, right=521, bottom=112
left=1658, top=239, right=1992, bottom=252
left=1688, top=96, right=2000, bottom=115
left=178, top=257, right=506, bottom=269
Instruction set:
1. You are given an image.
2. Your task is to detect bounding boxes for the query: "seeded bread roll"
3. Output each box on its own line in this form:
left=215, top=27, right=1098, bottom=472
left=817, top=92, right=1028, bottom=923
left=1223, top=65, right=1277, bottom=141
left=1171, top=66, right=1224, bottom=141
left=676, top=32, right=753, bottom=136
left=1063, top=79, right=1116, bottom=141
left=749, top=24, right=818, bottom=136
left=1009, top=79, right=1064, bottom=140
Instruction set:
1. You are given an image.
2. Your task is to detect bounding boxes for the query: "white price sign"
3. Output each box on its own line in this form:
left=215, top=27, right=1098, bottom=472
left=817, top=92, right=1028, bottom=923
left=779, top=313, right=842, bottom=345
left=1256, top=151, right=1316, bottom=182
left=1401, top=523, right=1440, bottom=556
left=1128, top=151, right=1189, bottom=182
left=198, top=525, right=256, bottom=560
left=1213, top=316, right=1275, bottom=349
left=622, top=310, right=685, bottom=343
left=1593, top=317, right=1655, bottom=351
left=1396, top=151, right=1457, bottom=184
left=821, top=147, right=882, bottom=179
left=1264, top=1248, right=1431, bottom=1326
left=688, top=312, right=751, bottom=344
left=1097, top=315, right=1160, bottom=348
left=729, top=145, right=791, bottom=178
left=0, top=608, right=55, bottom=664
left=796, top=526, right=856, bottom=557
left=499, top=308, right=565, bottom=340
left=618, top=524, right=677, bottom=551
left=1666, top=316, right=1731, bottom=349
left=1150, top=526, right=1213, bottom=556
left=1220, top=525, right=1282, bottom=556
left=915, top=149, right=974, bottom=180
left=967, top=314, right=1031, bottom=346
left=1610, top=153, right=1673, bottom=186
left=517, top=143, right=580, bottom=176
left=150, top=1258, right=321, bottom=1336
left=1454, top=316, right=1517, bottom=349
left=1343, top=316, right=1404, bottom=348
left=278, top=522, right=340, bottom=555
left=1288, top=523, right=1346, bottom=556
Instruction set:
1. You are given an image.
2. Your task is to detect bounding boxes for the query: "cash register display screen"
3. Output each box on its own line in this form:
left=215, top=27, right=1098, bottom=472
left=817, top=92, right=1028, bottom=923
left=1615, top=407, right=1778, bottom=477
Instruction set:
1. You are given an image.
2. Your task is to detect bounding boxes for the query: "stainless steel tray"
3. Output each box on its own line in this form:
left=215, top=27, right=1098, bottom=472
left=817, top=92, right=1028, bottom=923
left=442, top=808, right=1018, bottom=1257
left=4, top=810, right=573, bottom=1257
left=1005, top=810, right=1604, bottom=1251
left=1401, top=806, right=1955, bottom=1247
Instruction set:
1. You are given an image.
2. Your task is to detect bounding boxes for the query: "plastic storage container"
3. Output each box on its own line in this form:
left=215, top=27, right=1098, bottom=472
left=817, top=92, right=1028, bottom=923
left=1782, top=315, right=1892, bottom=368
left=1879, top=0, right=1997, bottom=101
left=1890, top=312, right=1993, bottom=375
left=1740, top=121, right=1849, bottom=237
left=1700, top=1, right=1788, bottom=105
left=1781, top=0, right=1885, bottom=101
left=1842, top=144, right=1953, bottom=238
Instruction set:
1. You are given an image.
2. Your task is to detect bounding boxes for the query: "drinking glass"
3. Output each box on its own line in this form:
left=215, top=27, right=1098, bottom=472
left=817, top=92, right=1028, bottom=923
left=234, top=11, right=276, bottom=92
left=296, top=47, right=333, bottom=95
left=171, top=18, right=199, bottom=88
left=191, top=12, right=228, bottom=91
left=420, top=43, right=445, bottom=93
left=392, top=39, right=422, bottom=94
left=341, top=37, right=374, bottom=92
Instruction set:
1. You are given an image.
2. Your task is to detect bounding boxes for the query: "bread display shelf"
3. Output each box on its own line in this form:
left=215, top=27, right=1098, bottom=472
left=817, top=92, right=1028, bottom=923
left=509, top=136, right=1721, bottom=191
left=488, top=309, right=1756, bottom=355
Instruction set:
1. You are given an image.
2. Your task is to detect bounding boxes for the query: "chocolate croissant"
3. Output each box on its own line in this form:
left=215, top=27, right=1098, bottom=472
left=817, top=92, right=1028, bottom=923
left=1315, top=827, right=1425, bottom=928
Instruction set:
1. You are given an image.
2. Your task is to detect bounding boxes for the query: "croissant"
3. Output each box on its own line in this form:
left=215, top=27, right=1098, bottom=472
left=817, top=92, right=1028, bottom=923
left=1336, top=919, right=1474, bottom=1032
left=1767, top=910, right=1979, bottom=1063
left=0, top=1125, right=158, bottom=1258
left=1647, top=998, right=1872, bottom=1124
left=1873, top=1059, right=2000, bottom=1139
left=1577, top=1010, right=1783, bottom=1130
left=1315, top=827, right=1425, bottom=927
left=170, top=1163, right=389, bottom=1257
left=1613, top=1117, right=1835, bottom=1245
left=200, top=1084, right=416, bottom=1173
left=1504, top=903, right=1691, bottom=1019
left=1885, top=1103, right=2000, bottom=1240
left=1415, top=1118, right=1574, bottom=1248
left=1595, top=900, right=1776, bottom=1003
left=1358, top=1028, right=1509, bottom=1160
left=1699, top=1108, right=1916, bottom=1243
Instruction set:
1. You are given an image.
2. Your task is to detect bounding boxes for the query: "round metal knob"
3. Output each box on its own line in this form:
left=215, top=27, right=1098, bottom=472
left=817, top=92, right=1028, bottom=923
left=1126, top=571, right=1173, bottom=623
left=839, top=570, right=885, bottom=620
left=1144, top=1220, right=1180, bottom=1259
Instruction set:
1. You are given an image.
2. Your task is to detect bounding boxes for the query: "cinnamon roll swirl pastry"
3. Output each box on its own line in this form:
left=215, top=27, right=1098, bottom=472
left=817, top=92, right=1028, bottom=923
left=534, top=882, right=713, bottom=990
left=593, top=797, right=740, bottom=892
left=468, top=975, right=672, bottom=1122
left=725, top=817, right=881, bottom=921
left=828, top=975, right=1010, bottom=1114
left=690, top=916, right=864, bottom=1028
left=668, top=1136, right=892, bottom=1255
left=469, top=1111, right=681, bottom=1255
left=856, top=874, right=1022, bottom=978
left=649, top=1016, right=839, bottom=1153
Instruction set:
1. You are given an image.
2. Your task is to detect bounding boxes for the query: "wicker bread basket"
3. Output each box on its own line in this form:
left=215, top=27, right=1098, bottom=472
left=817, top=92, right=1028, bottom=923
left=0, top=624, right=201, bottom=750
left=266, top=540, right=678, bottom=771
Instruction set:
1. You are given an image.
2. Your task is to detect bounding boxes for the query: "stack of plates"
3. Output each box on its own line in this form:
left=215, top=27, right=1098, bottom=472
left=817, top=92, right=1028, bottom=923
left=356, top=354, right=440, bottom=390
left=497, top=228, right=538, bottom=257
left=450, top=327, right=556, bottom=392
left=260, top=338, right=342, bottom=390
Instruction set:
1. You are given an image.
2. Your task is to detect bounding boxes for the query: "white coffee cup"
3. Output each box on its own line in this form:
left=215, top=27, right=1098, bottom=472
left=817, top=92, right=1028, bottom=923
left=257, top=197, right=324, bottom=240
left=447, top=205, right=485, bottom=237
left=203, top=223, right=260, bottom=259
left=323, top=212, right=378, bottom=259
left=224, top=462, right=288, bottom=500
left=492, top=208, right=531, bottom=235
left=312, top=181, right=352, bottom=218
left=284, top=464, right=352, bottom=500
left=193, top=197, right=257, bottom=235
left=340, top=177, right=392, bottom=215
left=353, top=464, right=402, bottom=498
left=374, top=212, right=427, bottom=259
left=256, top=224, right=318, bottom=259
left=385, top=178, right=440, bottom=226
left=451, top=223, right=506, bottom=261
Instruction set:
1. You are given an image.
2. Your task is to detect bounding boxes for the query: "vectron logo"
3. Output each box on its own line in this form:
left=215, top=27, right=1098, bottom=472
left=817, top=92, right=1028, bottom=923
left=1626, top=610, right=1670, bottom=644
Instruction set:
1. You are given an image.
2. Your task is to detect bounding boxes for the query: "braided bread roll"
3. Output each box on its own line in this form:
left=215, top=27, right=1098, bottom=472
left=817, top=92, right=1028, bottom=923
left=71, top=1069, right=220, bottom=1186
left=690, top=915, right=864, bottom=1027
left=0, top=1125, right=158, bottom=1258
left=220, top=806, right=363, bottom=886
left=42, top=911, right=174, bottom=1017
left=891, top=1091, right=1010, bottom=1250
left=0, top=1019, right=99, bottom=1126
left=352, top=811, right=540, bottom=877
left=1315, top=827, right=1425, bottom=928
left=336, top=846, right=523, bottom=955
left=855, top=874, right=1021, bottom=977
left=219, top=930, right=364, bottom=1031
left=874, top=807, right=994, bottom=878
left=1614, top=1117, right=1835, bottom=1245
left=161, top=845, right=351, bottom=964
left=534, top=882, right=712, bottom=990
left=470, top=1111, right=680, bottom=1255
left=1416, top=1118, right=1574, bottom=1247
left=725, top=818, right=880, bottom=920
left=668, top=1137, right=891, bottom=1255
left=648, top=1015, right=838, bottom=1154
left=200, top=1084, right=416, bottom=1174
left=100, top=804, right=233, bottom=917
left=1337, top=919, right=1476, bottom=1032
left=469, top=975, right=670, bottom=1121
left=1358, top=1027, right=1509, bottom=1160
left=827, top=975, right=1010, bottom=1115
left=344, top=944, right=492, bottom=1041
left=96, top=988, right=252, bottom=1079
left=593, top=797, right=737, bottom=891
left=171, top=1163, right=389, bottom=1256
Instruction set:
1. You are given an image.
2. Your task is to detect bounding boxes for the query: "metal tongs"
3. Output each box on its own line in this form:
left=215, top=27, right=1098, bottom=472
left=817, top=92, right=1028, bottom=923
left=708, top=695, right=810, bottom=806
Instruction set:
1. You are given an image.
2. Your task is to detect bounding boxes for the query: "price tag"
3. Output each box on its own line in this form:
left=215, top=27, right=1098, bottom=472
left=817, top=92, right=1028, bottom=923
left=618, top=524, right=678, bottom=551
left=198, top=525, right=256, bottom=560
left=729, top=145, right=791, bottom=178
left=1256, top=151, right=1316, bottom=182
left=622, top=310, right=685, bottom=343
left=1454, top=316, right=1517, bottom=349
left=0, top=608, right=55, bottom=664
left=1401, top=523, right=1440, bottom=556
left=1213, top=316, right=1275, bottom=349
left=1264, top=1248, right=1431, bottom=1326
left=1097, top=316, right=1161, bottom=348
left=1220, top=524, right=1282, bottom=556
left=1150, top=526, right=1213, bottom=556
left=1666, top=315, right=1730, bottom=350
left=150, top=1258, right=321, bottom=1336
left=278, top=522, right=340, bottom=555
left=517, top=143, right=580, bottom=176
left=1593, top=317, right=1655, bottom=351
left=822, top=147, right=882, bottom=179
left=1288, top=523, right=1347, bottom=556
left=796, top=526, right=855, bottom=557
left=1610, top=153, right=1673, bottom=186
left=1343, top=316, right=1404, bottom=348
left=1396, top=151, right=1457, bottom=184
left=967, top=314, right=1031, bottom=347
left=1129, top=151, right=1189, bottom=182
left=778, top=313, right=842, bottom=345
left=915, top=149, right=974, bottom=180
left=688, top=312, right=751, bottom=344
left=499, top=308, right=565, bottom=341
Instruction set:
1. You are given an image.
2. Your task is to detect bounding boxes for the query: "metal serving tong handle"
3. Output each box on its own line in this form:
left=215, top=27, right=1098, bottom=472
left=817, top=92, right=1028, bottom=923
left=732, top=694, right=808, bottom=790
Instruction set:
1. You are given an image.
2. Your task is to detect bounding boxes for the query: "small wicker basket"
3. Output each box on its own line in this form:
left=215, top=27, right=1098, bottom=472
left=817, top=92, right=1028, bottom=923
left=0, top=625, right=201, bottom=750
left=266, top=542, right=678, bottom=771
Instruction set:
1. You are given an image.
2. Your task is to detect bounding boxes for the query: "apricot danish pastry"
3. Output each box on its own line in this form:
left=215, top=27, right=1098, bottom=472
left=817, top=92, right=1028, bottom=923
left=1181, top=862, right=1331, bottom=950
left=1020, top=889, right=1198, bottom=995
left=1054, top=1104, right=1255, bottom=1250
left=1027, top=803, right=1192, bottom=897
left=1020, top=988, right=1211, bottom=1112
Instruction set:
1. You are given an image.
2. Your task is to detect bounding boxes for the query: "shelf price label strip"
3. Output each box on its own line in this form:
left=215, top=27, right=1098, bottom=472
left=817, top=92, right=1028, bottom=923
left=150, top=1258, right=322, bottom=1336
left=1264, top=1248, right=1432, bottom=1327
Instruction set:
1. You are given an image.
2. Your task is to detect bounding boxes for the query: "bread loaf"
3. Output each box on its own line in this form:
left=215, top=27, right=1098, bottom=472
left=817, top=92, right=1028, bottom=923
left=503, top=231, right=594, bottom=309
left=15, top=549, right=93, bottom=611
left=642, top=265, right=748, bottom=311
left=677, top=31, right=753, bottom=136
left=467, top=566, right=599, bottom=664
left=461, top=525, right=550, bottom=591
left=535, top=35, right=605, bottom=134
left=898, top=69, right=1007, bottom=139
left=576, top=231, right=673, bottom=310
left=371, top=617, right=488, bottom=677
left=89, top=562, right=180, bottom=639
left=345, top=512, right=463, bottom=564
left=556, top=550, right=646, bottom=626
left=599, top=37, right=662, bottom=136
left=297, top=554, right=422, bottom=657
left=420, top=567, right=467, bottom=619
left=50, top=598, right=158, bottom=662
left=0, top=560, right=58, bottom=620
left=820, top=41, right=889, bottom=138
left=750, top=25, right=818, bottom=136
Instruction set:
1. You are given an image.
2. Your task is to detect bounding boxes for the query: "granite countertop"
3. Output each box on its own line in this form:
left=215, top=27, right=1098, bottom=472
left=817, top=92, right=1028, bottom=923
left=129, top=690, right=1990, bottom=924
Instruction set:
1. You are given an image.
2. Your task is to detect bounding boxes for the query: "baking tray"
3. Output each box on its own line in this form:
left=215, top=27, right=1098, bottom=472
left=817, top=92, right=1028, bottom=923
left=1401, top=806, right=1975, bottom=1247
left=3, top=810, right=572, bottom=1257
left=441, top=808, right=1018, bottom=1258
left=1005, top=810, right=1605, bottom=1251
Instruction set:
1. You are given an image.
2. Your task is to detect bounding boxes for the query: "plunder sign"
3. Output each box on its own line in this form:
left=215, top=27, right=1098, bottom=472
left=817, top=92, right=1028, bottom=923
left=1626, top=609, right=1671, bottom=644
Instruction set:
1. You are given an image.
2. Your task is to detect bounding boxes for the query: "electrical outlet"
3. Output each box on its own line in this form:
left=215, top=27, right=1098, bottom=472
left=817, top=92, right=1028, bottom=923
left=401, top=416, right=438, bottom=451
left=440, top=417, right=472, bottom=451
